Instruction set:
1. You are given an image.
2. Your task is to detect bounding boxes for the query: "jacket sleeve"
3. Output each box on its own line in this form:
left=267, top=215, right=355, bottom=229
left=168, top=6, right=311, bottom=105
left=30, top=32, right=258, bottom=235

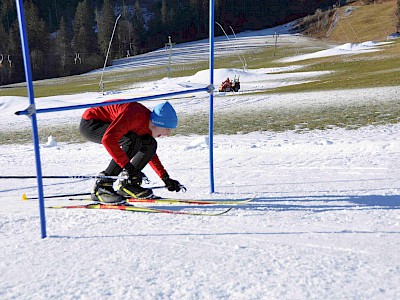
left=149, top=154, right=168, bottom=179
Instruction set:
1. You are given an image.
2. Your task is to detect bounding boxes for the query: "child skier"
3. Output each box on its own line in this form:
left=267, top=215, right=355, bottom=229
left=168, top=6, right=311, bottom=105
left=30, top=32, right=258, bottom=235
left=79, top=100, right=183, bottom=203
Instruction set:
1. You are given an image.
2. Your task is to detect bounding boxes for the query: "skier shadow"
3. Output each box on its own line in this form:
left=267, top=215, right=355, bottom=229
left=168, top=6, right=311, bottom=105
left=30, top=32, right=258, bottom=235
left=249, top=194, right=400, bottom=212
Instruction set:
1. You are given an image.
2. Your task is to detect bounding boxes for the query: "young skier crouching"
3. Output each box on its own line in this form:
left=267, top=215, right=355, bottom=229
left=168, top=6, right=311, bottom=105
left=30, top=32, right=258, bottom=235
left=79, top=101, right=182, bottom=203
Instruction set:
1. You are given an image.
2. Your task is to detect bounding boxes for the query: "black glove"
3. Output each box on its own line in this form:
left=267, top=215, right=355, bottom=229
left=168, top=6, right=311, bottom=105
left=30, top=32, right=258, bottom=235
left=162, top=174, right=183, bottom=192
left=123, top=163, right=149, bottom=184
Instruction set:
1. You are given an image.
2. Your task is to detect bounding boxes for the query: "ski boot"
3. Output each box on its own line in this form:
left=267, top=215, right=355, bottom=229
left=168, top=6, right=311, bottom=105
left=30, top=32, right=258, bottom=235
left=118, top=171, right=153, bottom=199
left=91, top=172, right=125, bottom=203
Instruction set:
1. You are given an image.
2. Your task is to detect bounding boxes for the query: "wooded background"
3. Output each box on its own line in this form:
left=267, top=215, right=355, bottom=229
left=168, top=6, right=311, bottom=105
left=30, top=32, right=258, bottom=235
left=0, top=0, right=373, bottom=85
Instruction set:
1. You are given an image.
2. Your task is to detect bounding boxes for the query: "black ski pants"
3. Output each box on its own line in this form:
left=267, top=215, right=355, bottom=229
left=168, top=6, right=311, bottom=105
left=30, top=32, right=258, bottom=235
left=79, top=118, right=157, bottom=176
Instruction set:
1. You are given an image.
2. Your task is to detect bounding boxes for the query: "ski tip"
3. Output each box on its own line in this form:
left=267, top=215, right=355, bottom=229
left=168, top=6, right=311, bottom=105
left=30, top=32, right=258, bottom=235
left=22, top=193, right=28, bottom=201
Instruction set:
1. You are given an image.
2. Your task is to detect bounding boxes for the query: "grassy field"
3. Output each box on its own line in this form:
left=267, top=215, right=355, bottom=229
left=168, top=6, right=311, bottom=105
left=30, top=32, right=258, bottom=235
left=329, top=1, right=397, bottom=43
left=1, top=0, right=399, bottom=144
left=264, top=39, right=400, bottom=93
left=2, top=95, right=398, bottom=145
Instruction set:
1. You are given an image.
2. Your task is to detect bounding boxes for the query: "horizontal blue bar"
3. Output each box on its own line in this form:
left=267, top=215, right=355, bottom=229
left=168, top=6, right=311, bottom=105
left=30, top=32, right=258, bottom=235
left=15, top=87, right=209, bottom=115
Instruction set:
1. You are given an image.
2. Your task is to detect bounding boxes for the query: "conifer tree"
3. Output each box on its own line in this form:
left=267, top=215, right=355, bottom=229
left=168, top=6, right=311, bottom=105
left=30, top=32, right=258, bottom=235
left=116, top=4, right=134, bottom=58
left=161, top=0, right=168, bottom=32
left=97, top=0, right=115, bottom=57
left=72, top=0, right=98, bottom=55
left=7, top=23, right=22, bottom=83
left=23, top=1, right=50, bottom=79
left=131, top=0, right=145, bottom=55
left=0, top=0, right=15, bottom=32
left=146, top=4, right=163, bottom=50
left=214, top=0, right=227, bottom=25
left=0, top=22, right=7, bottom=53
left=0, top=22, right=9, bottom=85
left=71, top=0, right=101, bottom=72
left=55, top=17, right=71, bottom=76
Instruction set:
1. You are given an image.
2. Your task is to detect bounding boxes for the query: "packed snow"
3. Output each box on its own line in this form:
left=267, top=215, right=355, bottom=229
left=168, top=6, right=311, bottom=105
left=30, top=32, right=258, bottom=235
left=1, top=25, right=399, bottom=300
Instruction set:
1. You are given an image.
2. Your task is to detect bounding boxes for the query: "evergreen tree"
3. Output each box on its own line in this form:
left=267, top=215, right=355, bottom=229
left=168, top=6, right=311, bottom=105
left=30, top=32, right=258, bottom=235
left=160, top=0, right=179, bottom=36
left=71, top=0, right=101, bottom=73
left=214, top=0, right=223, bottom=33
left=72, top=0, right=98, bottom=55
left=188, top=0, right=198, bottom=32
left=161, top=0, right=168, bottom=33
left=131, top=0, right=145, bottom=55
left=245, top=0, right=267, bottom=30
left=97, top=0, right=115, bottom=57
left=23, top=1, right=51, bottom=79
left=116, top=4, right=134, bottom=58
left=24, top=1, right=49, bottom=51
left=0, top=0, right=15, bottom=32
left=7, top=20, right=23, bottom=83
left=0, top=21, right=7, bottom=53
left=0, top=21, right=9, bottom=85
left=175, top=0, right=195, bottom=41
left=55, top=17, right=71, bottom=76
left=146, top=2, right=163, bottom=50
left=168, top=0, right=179, bottom=36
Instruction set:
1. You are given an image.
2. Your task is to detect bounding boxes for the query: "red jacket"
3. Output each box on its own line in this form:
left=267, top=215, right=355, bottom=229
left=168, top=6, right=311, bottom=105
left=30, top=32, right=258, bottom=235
left=82, top=101, right=167, bottom=178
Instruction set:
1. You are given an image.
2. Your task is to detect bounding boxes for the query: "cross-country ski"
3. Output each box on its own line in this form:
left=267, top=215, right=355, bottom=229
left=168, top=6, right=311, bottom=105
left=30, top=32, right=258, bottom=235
left=47, top=203, right=233, bottom=216
left=66, top=196, right=256, bottom=205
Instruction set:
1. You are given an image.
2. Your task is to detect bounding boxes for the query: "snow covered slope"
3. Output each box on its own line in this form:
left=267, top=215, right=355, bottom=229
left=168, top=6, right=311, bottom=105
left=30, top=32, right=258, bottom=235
left=0, top=125, right=399, bottom=299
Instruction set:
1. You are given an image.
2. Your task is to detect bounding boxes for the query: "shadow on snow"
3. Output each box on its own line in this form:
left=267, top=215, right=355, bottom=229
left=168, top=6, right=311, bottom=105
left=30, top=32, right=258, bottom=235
left=249, top=194, right=400, bottom=212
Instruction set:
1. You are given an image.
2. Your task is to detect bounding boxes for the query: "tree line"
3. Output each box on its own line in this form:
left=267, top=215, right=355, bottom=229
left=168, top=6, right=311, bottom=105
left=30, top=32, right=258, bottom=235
left=0, top=0, right=352, bottom=85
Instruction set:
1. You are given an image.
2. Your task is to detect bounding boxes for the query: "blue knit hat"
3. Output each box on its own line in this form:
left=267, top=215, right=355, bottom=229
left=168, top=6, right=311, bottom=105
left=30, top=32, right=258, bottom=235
left=150, top=101, right=178, bottom=129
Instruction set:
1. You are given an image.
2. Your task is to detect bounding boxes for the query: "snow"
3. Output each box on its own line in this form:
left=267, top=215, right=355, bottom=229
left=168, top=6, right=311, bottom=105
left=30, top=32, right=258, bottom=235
left=280, top=41, right=392, bottom=62
left=41, top=136, right=58, bottom=148
left=1, top=26, right=400, bottom=299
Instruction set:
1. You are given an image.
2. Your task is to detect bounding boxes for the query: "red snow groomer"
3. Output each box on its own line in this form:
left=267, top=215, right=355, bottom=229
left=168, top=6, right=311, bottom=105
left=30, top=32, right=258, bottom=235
left=218, top=76, right=240, bottom=92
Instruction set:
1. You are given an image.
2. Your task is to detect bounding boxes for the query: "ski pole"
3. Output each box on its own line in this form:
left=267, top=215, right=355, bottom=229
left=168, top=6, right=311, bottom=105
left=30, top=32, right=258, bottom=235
left=21, top=185, right=184, bottom=201
left=22, top=192, right=91, bottom=200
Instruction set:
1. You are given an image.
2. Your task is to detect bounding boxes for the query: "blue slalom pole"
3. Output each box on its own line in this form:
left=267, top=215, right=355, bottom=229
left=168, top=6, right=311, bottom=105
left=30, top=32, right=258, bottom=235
left=15, top=87, right=208, bottom=116
left=15, top=0, right=47, bottom=238
left=209, top=0, right=215, bottom=193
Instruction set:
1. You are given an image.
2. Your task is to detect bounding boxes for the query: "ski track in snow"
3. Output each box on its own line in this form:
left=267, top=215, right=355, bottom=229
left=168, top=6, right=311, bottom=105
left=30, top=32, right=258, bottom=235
left=1, top=24, right=400, bottom=299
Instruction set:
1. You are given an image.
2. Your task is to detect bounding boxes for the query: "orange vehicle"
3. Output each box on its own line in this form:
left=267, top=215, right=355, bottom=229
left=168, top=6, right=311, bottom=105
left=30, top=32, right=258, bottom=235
left=218, top=76, right=240, bottom=92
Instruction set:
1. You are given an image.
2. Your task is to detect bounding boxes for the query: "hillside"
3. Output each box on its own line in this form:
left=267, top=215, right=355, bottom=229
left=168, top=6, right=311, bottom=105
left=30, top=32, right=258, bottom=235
left=0, top=0, right=342, bottom=86
left=0, top=0, right=398, bottom=101
left=329, top=0, right=398, bottom=42
left=300, top=0, right=398, bottom=42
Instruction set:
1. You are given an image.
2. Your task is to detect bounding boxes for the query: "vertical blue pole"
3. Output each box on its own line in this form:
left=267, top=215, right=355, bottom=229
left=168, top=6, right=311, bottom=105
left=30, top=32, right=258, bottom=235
left=15, top=0, right=47, bottom=238
left=209, top=0, right=215, bottom=193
